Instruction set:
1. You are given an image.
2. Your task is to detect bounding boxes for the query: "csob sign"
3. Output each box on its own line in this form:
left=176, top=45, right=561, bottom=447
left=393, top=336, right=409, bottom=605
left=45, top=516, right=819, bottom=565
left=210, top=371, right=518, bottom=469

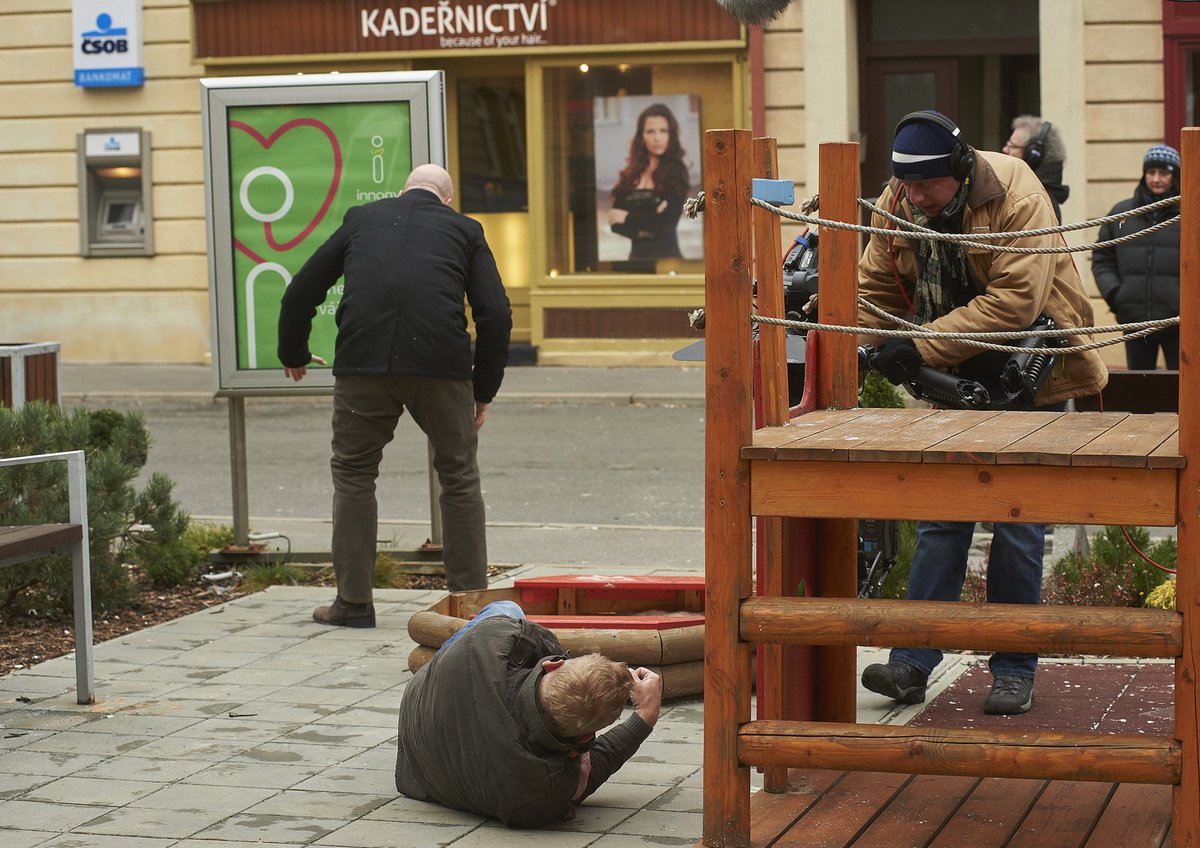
left=72, top=0, right=144, bottom=87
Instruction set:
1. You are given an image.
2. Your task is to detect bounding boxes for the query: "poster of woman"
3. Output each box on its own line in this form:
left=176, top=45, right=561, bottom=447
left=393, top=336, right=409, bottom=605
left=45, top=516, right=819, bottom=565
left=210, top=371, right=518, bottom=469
left=593, top=94, right=702, bottom=264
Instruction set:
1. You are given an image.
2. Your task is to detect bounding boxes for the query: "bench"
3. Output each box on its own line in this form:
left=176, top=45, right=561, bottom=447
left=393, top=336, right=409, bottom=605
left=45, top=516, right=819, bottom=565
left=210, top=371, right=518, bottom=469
left=0, top=451, right=93, bottom=704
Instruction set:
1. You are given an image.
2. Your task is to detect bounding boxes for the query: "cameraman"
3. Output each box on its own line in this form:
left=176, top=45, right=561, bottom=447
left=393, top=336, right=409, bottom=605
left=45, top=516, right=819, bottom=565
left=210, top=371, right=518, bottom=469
left=856, top=111, right=1107, bottom=715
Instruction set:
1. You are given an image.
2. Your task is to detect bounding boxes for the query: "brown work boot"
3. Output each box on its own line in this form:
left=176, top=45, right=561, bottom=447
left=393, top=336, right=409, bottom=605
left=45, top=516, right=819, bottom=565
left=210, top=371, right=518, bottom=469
left=312, top=596, right=376, bottom=628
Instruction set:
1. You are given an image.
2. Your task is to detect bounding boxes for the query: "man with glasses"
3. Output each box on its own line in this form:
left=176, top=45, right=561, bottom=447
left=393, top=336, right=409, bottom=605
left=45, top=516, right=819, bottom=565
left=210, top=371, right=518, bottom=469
left=1002, top=114, right=1069, bottom=223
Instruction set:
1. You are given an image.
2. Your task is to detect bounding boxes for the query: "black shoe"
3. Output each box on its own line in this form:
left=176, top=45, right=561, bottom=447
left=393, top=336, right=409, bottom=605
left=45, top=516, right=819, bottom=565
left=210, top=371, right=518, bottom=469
left=985, top=675, right=1034, bottom=715
left=861, top=661, right=928, bottom=705
left=312, top=596, right=376, bottom=628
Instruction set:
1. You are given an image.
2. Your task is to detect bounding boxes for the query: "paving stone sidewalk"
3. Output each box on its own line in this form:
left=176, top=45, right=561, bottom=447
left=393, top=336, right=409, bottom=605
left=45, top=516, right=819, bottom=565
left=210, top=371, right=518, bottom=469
left=0, top=586, right=717, bottom=847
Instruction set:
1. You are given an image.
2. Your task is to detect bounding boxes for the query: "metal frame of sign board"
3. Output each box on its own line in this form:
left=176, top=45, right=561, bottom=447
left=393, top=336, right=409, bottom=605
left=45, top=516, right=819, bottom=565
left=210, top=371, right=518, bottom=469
left=201, top=71, right=447, bottom=397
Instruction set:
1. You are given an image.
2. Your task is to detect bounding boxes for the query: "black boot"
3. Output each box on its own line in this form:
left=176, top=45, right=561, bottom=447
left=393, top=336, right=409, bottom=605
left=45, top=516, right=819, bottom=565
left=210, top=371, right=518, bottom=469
left=861, top=661, right=928, bottom=705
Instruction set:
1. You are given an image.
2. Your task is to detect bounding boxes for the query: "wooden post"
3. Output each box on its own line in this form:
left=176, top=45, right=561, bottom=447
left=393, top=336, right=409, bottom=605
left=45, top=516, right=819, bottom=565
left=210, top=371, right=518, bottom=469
left=814, top=142, right=861, bottom=722
left=751, top=136, right=789, bottom=793
left=1174, top=126, right=1200, bottom=846
left=703, top=128, right=754, bottom=847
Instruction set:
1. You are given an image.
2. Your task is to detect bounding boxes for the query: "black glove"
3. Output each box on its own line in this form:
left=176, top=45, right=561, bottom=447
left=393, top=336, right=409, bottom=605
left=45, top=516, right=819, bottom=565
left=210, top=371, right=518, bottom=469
left=871, top=338, right=923, bottom=385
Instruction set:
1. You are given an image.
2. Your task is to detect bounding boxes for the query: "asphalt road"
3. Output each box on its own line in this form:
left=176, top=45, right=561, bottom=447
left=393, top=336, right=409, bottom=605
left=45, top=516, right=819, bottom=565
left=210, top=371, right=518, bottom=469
left=67, top=393, right=706, bottom=571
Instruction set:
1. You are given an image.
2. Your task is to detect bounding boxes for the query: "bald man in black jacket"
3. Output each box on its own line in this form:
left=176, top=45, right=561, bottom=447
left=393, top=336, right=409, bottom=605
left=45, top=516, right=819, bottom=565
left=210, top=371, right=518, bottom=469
left=278, top=164, right=512, bottom=626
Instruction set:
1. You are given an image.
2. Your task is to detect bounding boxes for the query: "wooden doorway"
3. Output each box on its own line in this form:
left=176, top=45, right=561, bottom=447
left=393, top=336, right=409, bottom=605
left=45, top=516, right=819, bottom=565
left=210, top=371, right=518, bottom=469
left=860, top=58, right=956, bottom=200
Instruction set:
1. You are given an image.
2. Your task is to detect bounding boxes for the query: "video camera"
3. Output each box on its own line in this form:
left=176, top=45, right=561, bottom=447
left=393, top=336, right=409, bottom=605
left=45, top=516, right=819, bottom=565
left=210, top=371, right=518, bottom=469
left=859, top=315, right=1067, bottom=411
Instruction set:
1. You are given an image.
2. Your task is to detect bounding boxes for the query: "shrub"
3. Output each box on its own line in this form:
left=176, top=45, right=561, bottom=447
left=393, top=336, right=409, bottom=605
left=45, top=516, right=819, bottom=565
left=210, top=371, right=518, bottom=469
left=878, top=519, right=917, bottom=600
left=1043, top=525, right=1175, bottom=607
left=859, top=372, right=906, bottom=410
left=0, top=402, right=193, bottom=614
left=1145, top=578, right=1176, bottom=610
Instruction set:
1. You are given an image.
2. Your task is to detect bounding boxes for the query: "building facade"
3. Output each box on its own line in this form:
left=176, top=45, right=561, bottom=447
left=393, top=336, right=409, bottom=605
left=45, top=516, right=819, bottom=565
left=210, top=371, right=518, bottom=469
left=0, top=0, right=1193, bottom=366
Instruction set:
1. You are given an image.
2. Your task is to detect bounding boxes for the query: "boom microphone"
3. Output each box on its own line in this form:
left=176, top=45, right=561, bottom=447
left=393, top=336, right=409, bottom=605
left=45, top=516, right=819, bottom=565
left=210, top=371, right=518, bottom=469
left=716, top=0, right=795, bottom=25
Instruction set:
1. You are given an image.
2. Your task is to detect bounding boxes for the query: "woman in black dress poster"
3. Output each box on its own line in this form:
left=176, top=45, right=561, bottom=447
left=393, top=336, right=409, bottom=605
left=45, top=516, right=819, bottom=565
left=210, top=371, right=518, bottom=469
left=605, top=103, right=690, bottom=261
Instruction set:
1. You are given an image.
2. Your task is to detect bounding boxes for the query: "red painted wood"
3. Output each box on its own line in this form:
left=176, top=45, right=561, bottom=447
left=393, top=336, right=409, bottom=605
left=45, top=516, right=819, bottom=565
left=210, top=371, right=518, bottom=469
left=526, top=614, right=704, bottom=630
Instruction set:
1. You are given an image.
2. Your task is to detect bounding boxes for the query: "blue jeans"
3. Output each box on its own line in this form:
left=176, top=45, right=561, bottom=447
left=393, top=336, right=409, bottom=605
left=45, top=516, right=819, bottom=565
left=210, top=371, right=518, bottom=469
left=890, top=520, right=1044, bottom=680
left=436, top=600, right=525, bottom=654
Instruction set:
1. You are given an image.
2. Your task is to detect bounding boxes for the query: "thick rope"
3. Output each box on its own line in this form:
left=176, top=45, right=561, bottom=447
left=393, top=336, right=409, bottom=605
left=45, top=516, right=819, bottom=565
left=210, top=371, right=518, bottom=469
left=749, top=196, right=1180, bottom=255
left=753, top=310, right=1178, bottom=356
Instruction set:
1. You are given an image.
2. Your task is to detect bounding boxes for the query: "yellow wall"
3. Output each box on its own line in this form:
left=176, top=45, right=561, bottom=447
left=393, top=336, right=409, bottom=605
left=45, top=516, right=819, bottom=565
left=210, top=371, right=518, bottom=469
left=1, top=0, right=210, bottom=363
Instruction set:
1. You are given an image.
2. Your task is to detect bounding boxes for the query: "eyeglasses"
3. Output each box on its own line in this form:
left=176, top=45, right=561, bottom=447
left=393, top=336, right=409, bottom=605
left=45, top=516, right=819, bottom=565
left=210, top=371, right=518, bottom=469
left=1003, top=139, right=1025, bottom=152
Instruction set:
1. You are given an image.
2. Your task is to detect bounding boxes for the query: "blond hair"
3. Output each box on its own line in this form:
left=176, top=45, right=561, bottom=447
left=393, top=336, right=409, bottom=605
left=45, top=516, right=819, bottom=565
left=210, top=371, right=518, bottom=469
left=537, top=654, right=632, bottom=738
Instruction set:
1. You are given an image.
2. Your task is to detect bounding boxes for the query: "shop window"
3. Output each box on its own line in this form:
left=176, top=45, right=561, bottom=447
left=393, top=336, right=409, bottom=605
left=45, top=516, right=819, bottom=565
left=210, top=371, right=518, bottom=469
left=541, top=61, right=732, bottom=276
left=458, top=77, right=528, bottom=213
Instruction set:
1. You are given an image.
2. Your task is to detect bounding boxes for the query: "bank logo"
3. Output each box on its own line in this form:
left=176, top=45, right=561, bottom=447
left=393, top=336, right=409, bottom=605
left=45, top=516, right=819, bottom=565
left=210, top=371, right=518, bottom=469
left=81, top=12, right=129, bottom=53
left=74, top=3, right=144, bottom=88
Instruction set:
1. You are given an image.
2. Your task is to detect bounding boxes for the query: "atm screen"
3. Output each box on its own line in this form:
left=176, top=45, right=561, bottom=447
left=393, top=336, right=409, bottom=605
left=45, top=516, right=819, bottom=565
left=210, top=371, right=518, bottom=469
left=106, top=201, right=136, bottom=226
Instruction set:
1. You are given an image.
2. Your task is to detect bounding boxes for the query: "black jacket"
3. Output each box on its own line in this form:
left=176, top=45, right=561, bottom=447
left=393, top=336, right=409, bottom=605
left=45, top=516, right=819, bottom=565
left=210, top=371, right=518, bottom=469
left=394, top=616, right=652, bottom=828
left=1031, top=159, right=1069, bottom=224
left=1091, top=182, right=1181, bottom=325
left=277, top=189, right=512, bottom=402
left=611, top=159, right=688, bottom=260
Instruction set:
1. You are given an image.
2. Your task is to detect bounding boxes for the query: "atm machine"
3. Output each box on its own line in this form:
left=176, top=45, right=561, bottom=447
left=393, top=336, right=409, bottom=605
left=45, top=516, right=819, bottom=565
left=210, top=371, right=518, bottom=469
left=77, top=127, right=153, bottom=256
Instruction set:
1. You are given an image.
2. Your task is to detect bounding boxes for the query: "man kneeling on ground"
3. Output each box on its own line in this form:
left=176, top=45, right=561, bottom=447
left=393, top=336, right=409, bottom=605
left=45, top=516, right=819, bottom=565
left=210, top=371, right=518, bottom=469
left=395, top=601, right=662, bottom=828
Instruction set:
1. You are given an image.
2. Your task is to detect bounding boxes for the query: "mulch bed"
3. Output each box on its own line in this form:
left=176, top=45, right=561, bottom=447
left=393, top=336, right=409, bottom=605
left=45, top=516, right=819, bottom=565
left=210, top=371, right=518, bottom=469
left=0, top=567, right=454, bottom=678
left=0, top=581, right=245, bottom=676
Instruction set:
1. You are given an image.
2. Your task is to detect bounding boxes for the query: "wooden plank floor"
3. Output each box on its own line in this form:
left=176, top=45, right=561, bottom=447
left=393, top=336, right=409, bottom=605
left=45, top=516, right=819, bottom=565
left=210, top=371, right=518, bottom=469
left=746, top=410, right=1183, bottom=469
left=732, top=769, right=1171, bottom=848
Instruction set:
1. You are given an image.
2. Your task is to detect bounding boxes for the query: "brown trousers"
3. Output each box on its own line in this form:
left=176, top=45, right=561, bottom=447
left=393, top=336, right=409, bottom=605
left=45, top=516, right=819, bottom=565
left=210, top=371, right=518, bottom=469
left=330, top=374, right=488, bottom=600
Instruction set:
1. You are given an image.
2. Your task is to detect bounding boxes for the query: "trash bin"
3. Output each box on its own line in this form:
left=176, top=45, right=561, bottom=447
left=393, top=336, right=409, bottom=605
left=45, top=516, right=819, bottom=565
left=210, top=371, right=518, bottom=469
left=0, top=342, right=61, bottom=409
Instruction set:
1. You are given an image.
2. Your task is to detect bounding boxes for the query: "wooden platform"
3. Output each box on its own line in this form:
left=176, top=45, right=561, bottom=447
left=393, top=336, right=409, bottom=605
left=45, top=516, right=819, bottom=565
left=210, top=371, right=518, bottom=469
left=740, top=770, right=1171, bottom=848
left=746, top=409, right=1181, bottom=527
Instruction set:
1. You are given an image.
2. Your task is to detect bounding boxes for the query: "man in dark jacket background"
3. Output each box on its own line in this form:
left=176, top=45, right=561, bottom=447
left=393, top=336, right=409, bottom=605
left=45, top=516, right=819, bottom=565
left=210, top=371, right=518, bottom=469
left=1091, top=143, right=1181, bottom=369
left=277, top=164, right=512, bottom=626
left=395, top=603, right=662, bottom=828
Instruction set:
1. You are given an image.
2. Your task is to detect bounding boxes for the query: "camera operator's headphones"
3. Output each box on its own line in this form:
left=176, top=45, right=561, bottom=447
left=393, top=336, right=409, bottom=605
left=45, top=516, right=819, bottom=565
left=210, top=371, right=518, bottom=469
left=1024, top=121, right=1052, bottom=168
left=894, top=110, right=976, bottom=182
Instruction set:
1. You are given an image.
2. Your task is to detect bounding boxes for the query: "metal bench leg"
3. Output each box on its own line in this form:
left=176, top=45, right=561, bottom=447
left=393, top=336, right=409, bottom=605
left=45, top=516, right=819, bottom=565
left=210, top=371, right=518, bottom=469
left=66, top=452, right=94, bottom=705
left=71, top=539, right=94, bottom=704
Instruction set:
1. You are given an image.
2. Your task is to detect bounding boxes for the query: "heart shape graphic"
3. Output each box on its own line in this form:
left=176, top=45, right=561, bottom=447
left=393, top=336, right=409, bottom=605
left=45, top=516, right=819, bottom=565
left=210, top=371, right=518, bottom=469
left=229, top=117, right=343, bottom=253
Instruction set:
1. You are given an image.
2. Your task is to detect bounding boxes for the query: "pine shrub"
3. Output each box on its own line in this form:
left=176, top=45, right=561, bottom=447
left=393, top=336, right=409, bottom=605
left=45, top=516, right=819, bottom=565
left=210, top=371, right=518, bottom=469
left=0, top=402, right=195, bottom=615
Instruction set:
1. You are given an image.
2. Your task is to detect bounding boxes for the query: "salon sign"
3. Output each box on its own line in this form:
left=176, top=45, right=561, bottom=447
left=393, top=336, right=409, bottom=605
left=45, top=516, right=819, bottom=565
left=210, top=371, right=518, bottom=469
left=361, top=1, right=553, bottom=48
left=72, top=0, right=144, bottom=87
left=192, top=0, right=742, bottom=60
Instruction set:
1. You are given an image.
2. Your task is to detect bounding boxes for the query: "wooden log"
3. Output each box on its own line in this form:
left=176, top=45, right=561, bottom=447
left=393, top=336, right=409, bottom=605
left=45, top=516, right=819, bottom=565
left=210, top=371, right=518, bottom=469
left=655, top=659, right=704, bottom=700
left=1176, top=126, right=1200, bottom=845
left=406, top=608, right=705, bottom=667
left=739, top=721, right=1181, bottom=785
left=702, top=127, right=755, bottom=847
left=740, top=597, right=1182, bottom=657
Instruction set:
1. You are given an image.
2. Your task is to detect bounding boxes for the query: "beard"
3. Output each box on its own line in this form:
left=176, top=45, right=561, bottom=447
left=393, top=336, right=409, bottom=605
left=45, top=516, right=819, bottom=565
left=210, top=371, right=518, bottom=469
left=715, top=0, right=795, bottom=25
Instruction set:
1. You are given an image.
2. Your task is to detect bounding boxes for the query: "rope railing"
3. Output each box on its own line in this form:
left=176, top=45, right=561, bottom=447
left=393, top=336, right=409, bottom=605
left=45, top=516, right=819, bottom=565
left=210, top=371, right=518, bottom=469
left=748, top=196, right=1180, bottom=255
left=752, top=308, right=1179, bottom=356
left=684, top=186, right=1183, bottom=354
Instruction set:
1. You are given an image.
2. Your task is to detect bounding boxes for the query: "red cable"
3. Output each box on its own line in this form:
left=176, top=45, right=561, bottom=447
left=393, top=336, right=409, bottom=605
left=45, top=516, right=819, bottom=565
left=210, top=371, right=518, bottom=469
left=884, top=189, right=916, bottom=314
left=1118, top=525, right=1176, bottom=575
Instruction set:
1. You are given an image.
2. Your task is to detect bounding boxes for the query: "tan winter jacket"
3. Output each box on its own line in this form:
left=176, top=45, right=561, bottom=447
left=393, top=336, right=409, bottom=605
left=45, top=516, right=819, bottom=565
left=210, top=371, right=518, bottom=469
left=858, top=150, right=1108, bottom=405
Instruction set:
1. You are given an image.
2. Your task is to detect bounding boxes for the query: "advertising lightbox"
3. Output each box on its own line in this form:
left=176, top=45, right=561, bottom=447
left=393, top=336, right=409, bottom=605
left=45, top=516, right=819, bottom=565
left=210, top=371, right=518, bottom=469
left=202, top=72, right=447, bottom=394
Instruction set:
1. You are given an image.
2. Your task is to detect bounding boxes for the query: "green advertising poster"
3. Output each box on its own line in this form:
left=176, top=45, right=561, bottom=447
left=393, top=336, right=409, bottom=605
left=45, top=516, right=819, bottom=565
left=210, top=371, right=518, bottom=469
left=227, top=102, right=413, bottom=370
